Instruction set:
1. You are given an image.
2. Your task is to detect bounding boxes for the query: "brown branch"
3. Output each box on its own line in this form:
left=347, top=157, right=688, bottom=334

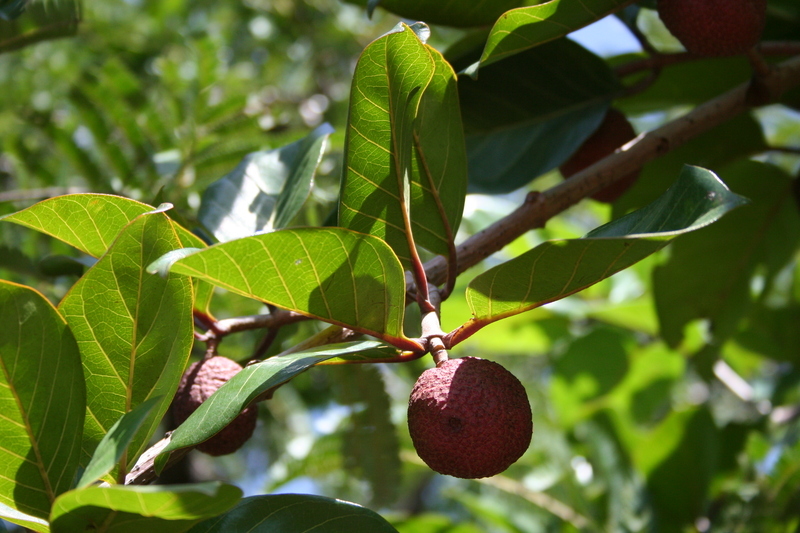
left=614, top=41, right=800, bottom=78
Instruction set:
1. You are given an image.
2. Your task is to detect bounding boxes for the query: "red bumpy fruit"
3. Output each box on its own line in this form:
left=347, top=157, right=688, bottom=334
left=657, top=0, right=767, bottom=57
left=408, top=357, right=533, bottom=479
left=559, top=108, right=640, bottom=204
left=172, top=356, right=258, bottom=456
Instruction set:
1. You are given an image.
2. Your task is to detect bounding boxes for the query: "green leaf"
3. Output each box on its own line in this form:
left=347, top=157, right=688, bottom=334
left=459, top=38, right=620, bottom=194
left=639, top=408, right=719, bottom=530
left=0, top=194, right=152, bottom=258
left=0, top=502, right=50, bottom=533
left=158, top=228, right=417, bottom=349
left=49, top=483, right=242, bottom=533
left=58, top=212, right=194, bottom=473
left=0, top=194, right=204, bottom=258
left=186, top=494, right=398, bottom=533
left=478, top=0, right=634, bottom=69
left=0, top=281, right=85, bottom=521
left=611, top=114, right=767, bottom=218
left=0, top=0, right=79, bottom=54
left=198, top=123, right=334, bottom=242
left=339, top=22, right=466, bottom=265
left=653, top=160, right=800, bottom=347
left=356, top=0, right=524, bottom=27
left=76, top=396, right=163, bottom=489
left=454, top=166, right=747, bottom=343
left=158, top=341, right=401, bottom=463
left=334, top=365, right=401, bottom=507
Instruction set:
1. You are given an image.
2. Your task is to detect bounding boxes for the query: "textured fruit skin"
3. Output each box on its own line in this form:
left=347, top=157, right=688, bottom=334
left=172, top=356, right=258, bottom=456
left=408, top=357, right=532, bottom=479
left=657, top=0, right=767, bottom=57
left=560, top=108, right=639, bottom=204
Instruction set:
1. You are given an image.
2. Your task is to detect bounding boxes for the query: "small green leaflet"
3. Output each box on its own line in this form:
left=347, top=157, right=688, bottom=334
left=339, top=22, right=466, bottom=266
left=49, top=483, right=242, bottom=533
left=157, top=341, right=401, bottom=467
left=187, top=494, right=399, bottom=533
left=451, top=166, right=748, bottom=345
left=475, top=0, right=636, bottom=71
left=154, top=227, right=419, bottom=350
left=0, top=281, right=85, bottom=523
left=76, top=396, right=163, bottom=489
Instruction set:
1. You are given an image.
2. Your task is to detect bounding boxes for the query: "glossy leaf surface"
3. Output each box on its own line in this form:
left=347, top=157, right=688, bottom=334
left=478, top=0, right=634, bottom=68
left=339, top=22, right=466, bottom=264
left=187, top=494, right=398, bottom=533
left=455, top=166, right=747, bottom=343
left=58, top=212, right=194, bottom=470
left=159, top=228, right=415, bottom=348
left=159, top=341, right=401, bottom=461
left=0, top=281, right=85, bottom=521
left=49, top=483, right=242, bottom=533
left=198, top=123, right=334, bottom=242
left=359, top=0, right=523, bottom=28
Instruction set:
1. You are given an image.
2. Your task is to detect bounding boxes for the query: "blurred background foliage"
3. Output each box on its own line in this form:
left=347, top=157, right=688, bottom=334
left=1, top=0, right=800, bottom=532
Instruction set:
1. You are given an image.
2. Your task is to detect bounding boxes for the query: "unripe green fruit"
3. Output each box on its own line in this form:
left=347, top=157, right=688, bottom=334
left=657, top=0, right=767, bottom=57
left=408, top=357, right=532, bottom=479
left=560, top=108, right=639, bottom=204
left=172, top=356, right=258, bottom=456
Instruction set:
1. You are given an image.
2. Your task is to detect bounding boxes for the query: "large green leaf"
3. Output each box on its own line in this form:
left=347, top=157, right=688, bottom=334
left=49, top=483, right=242, bottom=533
left=0, top=194, right=152, bottom=258
left=156, top=228, right=418, bottom=349
left=158, top=341, right=401, bottom=463
left=477, top=0, right=634, bottom=69
left=186, top=494, right=398, bottom=533
left=0, top=281, right=85, bottom=523
left=58, top=212, right=194, bottom=472
left=653, top=161, right=800, bottom=347
left=198, top=123, right=334, bottom=242
left=458, top=38, right=621, bottom=194
left=0, top=194, right=204, bottom=258
left=339, top=22, right=466, bottom=265
left=451, top=166, right=747, bottom=344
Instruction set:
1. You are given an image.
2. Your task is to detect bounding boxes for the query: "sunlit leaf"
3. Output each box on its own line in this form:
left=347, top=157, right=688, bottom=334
left=76, top=396, right=162, bottom=489
left=0, top=194, right=203, bottom=258
left=58, top=212, right=194, bottom=473
left=157, top=227, right=418, bottom=349
left=453, top=166, right=747, bottom=344
left=186, top=494, right=398, bottom=533
left=198, top=123, right=334, bottom=242
left=0, top=281, right=85, bottom=522
left=49, top=483, right=242, bottom=533
left=158, top=341, right=401, bottom=463
left=478, top=0, right=634, bottom=69
left=339, top=22, right=466, bottom=265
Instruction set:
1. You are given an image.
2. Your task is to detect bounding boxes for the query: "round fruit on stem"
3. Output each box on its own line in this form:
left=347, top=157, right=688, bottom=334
left=656, top=0, right=767, bottom=57
left=172, top=356, right=258, bottom=456
left=560, top=108, right=640, bottom=204
left=407, top=357, right=532, bottom=479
